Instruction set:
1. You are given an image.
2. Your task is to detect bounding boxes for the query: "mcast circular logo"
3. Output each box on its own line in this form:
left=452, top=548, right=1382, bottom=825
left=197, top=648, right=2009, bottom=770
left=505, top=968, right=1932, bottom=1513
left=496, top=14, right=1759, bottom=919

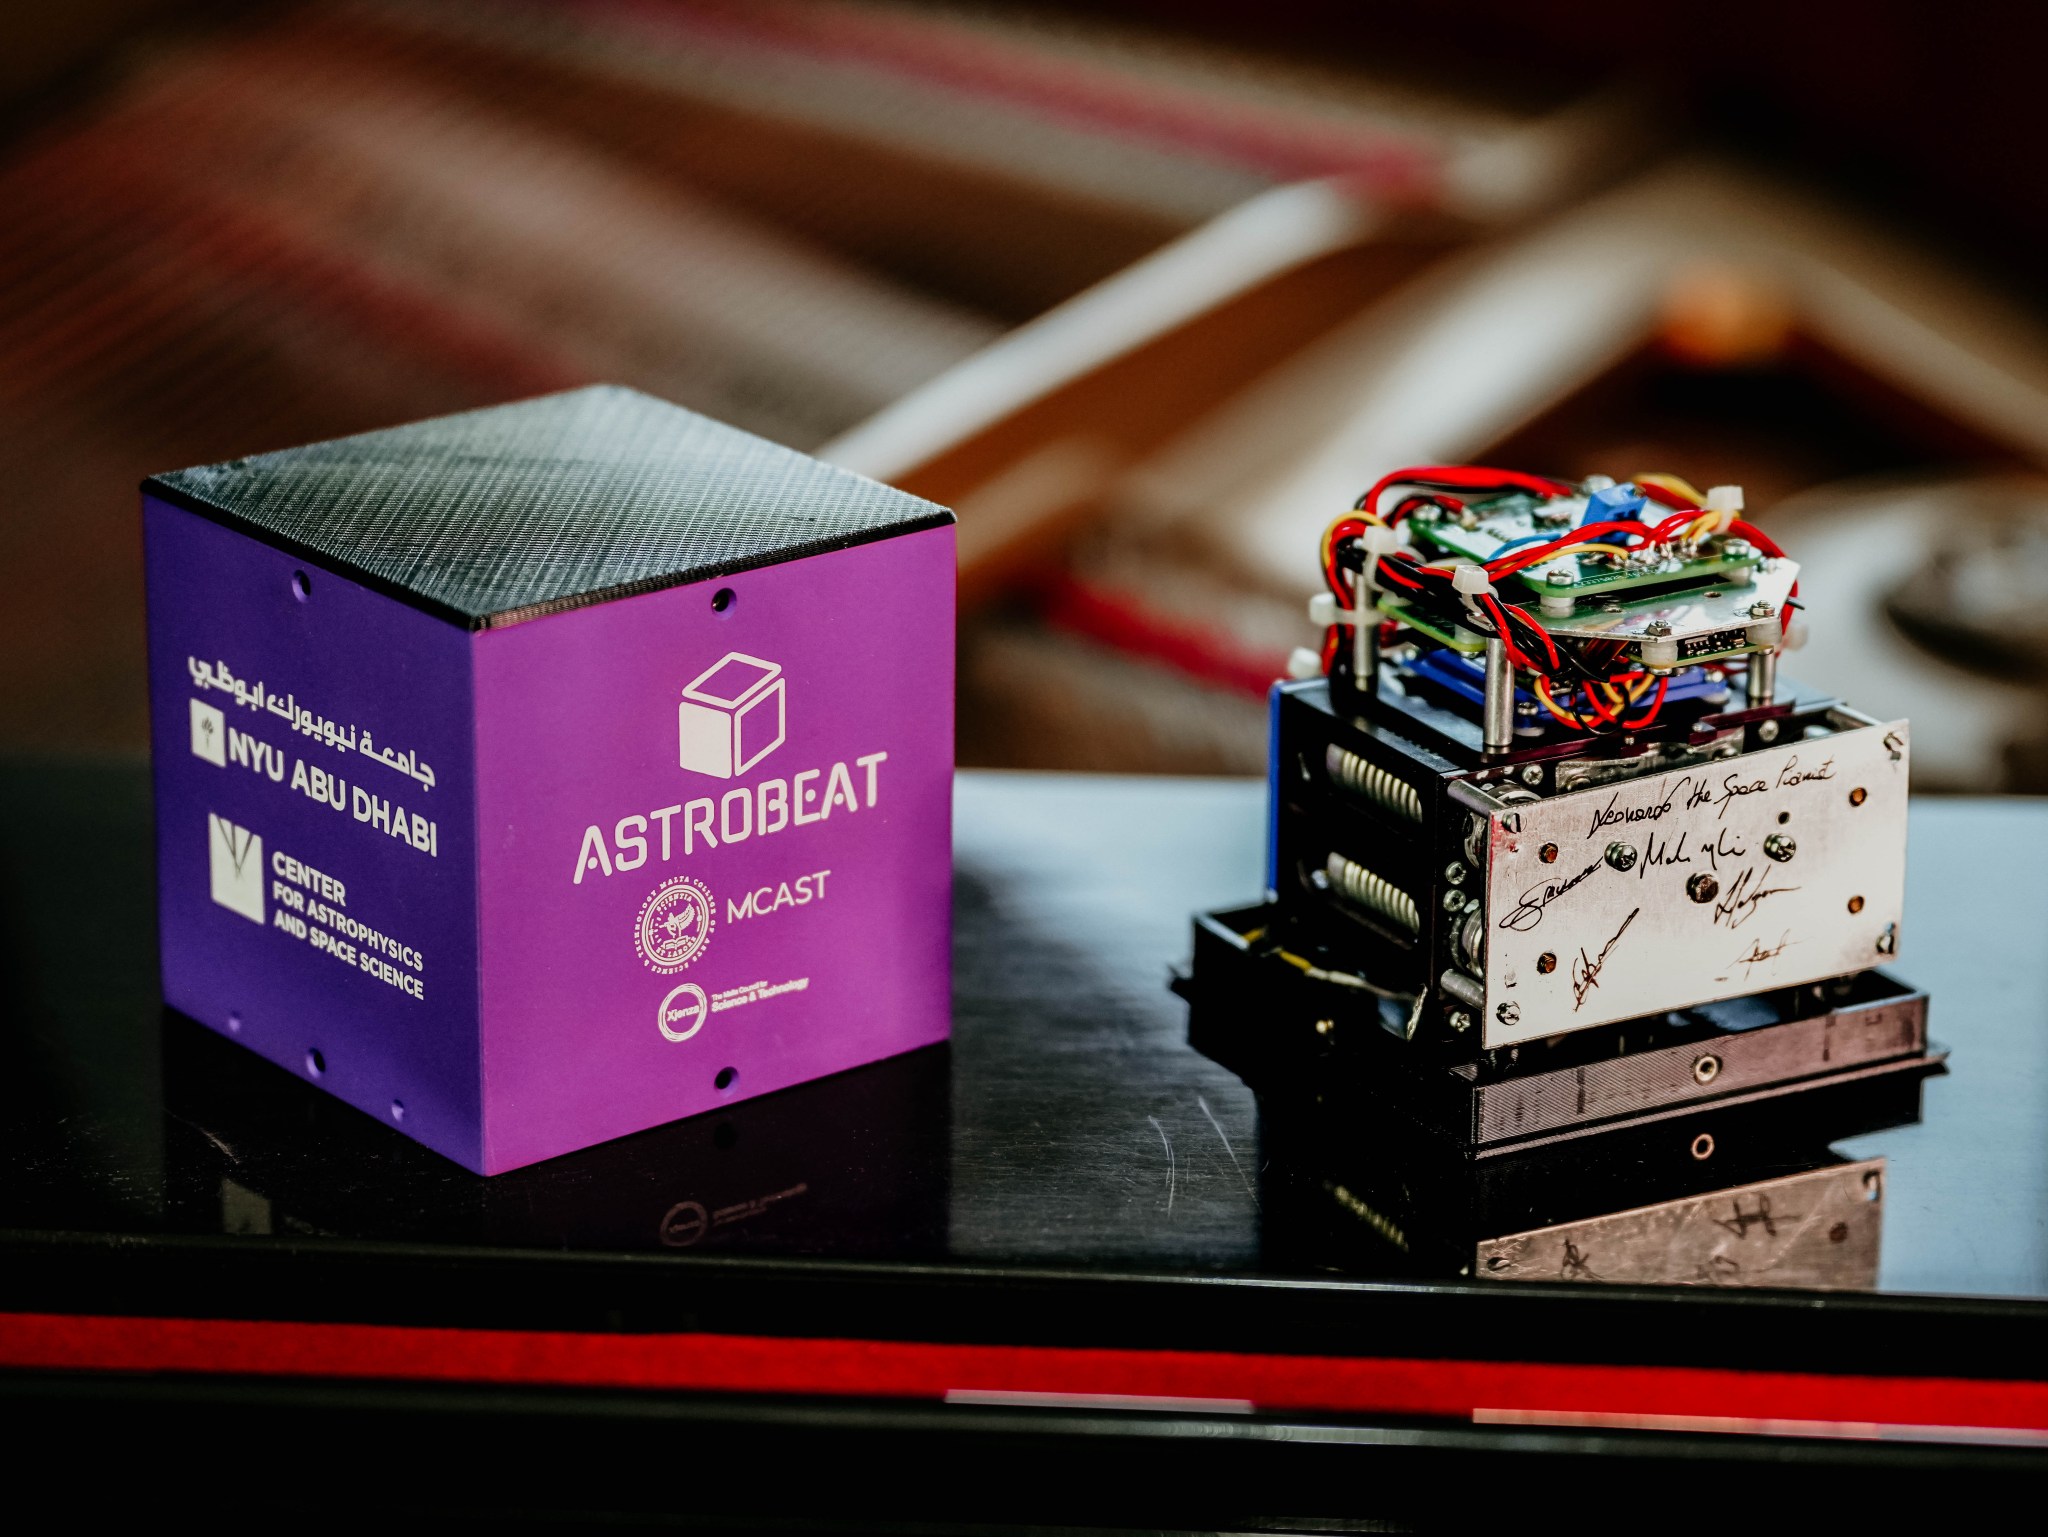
left=657, top=981, right=709, bottom=1043
left=636, top=874, right=715, bottom=974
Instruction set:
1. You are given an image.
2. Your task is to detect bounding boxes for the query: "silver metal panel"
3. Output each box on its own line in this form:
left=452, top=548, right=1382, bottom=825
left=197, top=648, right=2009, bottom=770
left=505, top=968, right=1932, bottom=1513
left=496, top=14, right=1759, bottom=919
left=1470, top=991, right=1926, bottom=1143
left=1475, top=1157, right=1884, bottom=1290
left=1479, top=719, right=1908, bottom=1047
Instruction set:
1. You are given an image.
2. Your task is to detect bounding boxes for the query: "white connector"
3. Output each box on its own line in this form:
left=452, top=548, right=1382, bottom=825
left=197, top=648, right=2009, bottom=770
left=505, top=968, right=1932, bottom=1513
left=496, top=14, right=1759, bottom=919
left=1450, top=562, right=1495, bottom=597
left=1308, top=591, right=1339, bottom=627
left=1286, top=646, right=1324, bottom=680
left=1704, top=484, right=1744, bottom=533
left=1358, top=523, right=1400, bottom=594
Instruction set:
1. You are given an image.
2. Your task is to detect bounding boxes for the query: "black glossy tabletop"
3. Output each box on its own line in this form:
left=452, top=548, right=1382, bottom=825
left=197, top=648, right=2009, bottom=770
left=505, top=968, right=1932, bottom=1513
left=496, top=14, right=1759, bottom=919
left=3, top=760, right=2044, bottom=1302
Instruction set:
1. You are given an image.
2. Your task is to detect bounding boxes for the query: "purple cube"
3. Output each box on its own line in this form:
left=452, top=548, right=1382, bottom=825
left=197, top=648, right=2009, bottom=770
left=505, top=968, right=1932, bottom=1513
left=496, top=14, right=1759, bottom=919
left=144, top=387, right=956, bottom=1173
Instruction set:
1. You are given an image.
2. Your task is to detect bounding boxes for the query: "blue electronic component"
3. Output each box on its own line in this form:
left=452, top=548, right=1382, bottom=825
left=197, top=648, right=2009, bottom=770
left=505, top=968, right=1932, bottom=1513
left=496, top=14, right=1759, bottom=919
left=1582, top=482, right=1647, bottom=526
left=1265, top=680, right=1284, bottom=893
left=1407, top=648, right=1727, bottom=714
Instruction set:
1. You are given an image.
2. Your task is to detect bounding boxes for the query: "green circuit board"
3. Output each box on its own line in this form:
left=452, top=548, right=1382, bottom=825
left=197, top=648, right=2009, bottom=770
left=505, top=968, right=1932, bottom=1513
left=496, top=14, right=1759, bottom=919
left=1406, top=492, right=1761, bottom=601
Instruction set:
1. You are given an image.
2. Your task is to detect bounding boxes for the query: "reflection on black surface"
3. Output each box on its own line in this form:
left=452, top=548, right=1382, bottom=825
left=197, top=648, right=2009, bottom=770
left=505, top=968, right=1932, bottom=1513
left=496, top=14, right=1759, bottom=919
left=7, top=761, right=2039, bottom=1298
left=1257, top=1074, right=1929, bottom=1290
left=162, top=1014, right=950, bottom=1256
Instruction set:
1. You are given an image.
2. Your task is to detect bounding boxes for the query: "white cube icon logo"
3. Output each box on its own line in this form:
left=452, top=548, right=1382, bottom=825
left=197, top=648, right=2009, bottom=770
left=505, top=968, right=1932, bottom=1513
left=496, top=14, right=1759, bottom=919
left=191, top=698, right=226, bottom=765
left=678, top=653, right=786, bottom=779
left=208, top=813, right=265, bottom=924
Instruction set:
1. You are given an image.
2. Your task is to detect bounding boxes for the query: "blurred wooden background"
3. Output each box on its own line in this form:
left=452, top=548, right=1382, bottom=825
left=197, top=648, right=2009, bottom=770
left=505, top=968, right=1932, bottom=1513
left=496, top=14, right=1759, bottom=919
left=5, top=1, right=2047, bottom=786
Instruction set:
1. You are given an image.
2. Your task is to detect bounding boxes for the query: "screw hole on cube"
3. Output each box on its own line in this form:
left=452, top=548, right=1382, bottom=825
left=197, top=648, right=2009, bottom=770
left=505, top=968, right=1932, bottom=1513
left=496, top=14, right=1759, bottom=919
left=390, top=1099, right=405, bottom=1123
left=226, top=1011, right=242, bottom=1034
left=714, top=1066, right=738, bottom=1092
left=291, top=570, right=312, bottom=602
left=711, top=587, right=735, bottom=613
left=306, top=1047, right=326, bottom=1076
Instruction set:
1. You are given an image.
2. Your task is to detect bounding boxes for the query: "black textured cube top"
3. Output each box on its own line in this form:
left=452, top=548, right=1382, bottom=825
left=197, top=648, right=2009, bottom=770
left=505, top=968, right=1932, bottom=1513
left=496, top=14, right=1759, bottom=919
left=143, top=386, right=953, bottom=630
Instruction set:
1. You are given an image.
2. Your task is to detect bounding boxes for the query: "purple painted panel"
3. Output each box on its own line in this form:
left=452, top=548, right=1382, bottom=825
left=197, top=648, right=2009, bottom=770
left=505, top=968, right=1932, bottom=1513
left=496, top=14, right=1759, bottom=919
left=144, top=496, right=483, bottom=1169
left=473, top=526, right=955, bottom=1173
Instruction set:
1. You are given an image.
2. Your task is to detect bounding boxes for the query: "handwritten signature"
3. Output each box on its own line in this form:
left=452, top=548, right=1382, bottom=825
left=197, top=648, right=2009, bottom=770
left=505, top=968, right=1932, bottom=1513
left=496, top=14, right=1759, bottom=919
left=1501, top=858, right=1604, bottom=932
left=1583, top=753, right=1839, bottom=839
left=1571, top=907, right=1639, bottom=1010
left=1713, top=866, right=1799, bottom=929
left=1639, top=825, right=1748, bottom=876
left=1713, top=1194, right=1791, bottom=1240
left=1734, top=930, right=1794, bottom=976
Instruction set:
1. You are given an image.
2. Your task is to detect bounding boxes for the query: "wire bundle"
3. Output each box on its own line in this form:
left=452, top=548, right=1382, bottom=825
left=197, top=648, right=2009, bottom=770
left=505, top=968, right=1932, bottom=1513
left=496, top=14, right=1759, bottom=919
left=1319, top=465, right=1782, bottom=735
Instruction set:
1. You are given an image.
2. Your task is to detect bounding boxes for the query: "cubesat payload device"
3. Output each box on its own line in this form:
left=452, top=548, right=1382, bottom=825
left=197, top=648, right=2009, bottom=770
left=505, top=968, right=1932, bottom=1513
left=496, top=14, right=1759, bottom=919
left=1184, top=466, right=1939, bottom=1240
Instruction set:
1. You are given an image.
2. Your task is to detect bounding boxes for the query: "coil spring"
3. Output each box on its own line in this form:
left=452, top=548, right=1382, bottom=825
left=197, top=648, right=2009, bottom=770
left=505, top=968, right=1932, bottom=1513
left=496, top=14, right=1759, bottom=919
left=1325, top=745, right=1423, bottom=822
left=1324, top=852, right=1420, bottom=933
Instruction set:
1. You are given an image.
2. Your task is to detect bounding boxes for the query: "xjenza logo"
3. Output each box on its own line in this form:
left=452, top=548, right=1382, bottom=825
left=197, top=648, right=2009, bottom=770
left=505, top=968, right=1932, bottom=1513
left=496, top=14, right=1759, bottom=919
left=678, top=652, right=785, bottom=779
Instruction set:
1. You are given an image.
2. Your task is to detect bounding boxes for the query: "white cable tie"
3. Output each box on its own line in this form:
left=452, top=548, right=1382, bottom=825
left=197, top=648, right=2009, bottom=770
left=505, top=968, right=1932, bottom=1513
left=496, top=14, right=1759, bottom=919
left=1704, top=484, right=1744, bottom=533
left=1286, top=646, right=1325, bottom=680
left=1450, top=563, right=1495, bottom=597
left=1359, top=524, right=1400, bottom=595
left=1308, top=592, right=1338, bottom=627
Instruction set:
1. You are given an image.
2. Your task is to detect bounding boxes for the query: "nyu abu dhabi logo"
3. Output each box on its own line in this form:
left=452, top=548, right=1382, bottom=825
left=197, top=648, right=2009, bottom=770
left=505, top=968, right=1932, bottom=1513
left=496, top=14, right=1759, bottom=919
left=678, top=653, right=785, bottom=779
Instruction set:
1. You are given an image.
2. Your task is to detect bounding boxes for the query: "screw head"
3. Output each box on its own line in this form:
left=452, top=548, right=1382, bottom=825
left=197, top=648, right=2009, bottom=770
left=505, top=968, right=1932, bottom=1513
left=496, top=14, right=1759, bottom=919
left=1520, top=764, right=1544, bottom=787
left=1877, top=923, right=1898, bottom=956
left=1757, top=720, right=1780, bottom=743
left=1448, top=1009, right=1473, bottom=1033
left=1692, top=1053, right=1722, bottom=1086
left=1687, top=872, right=1720, bottom=903
left=1748, top=600, right=1776, bottom=618
left=1604, top=841, right=1638, bottom=872
left=1444, top=861, right=1468, bottom=886
left=1545, top=566, right=1575, bottom=586
left=1643, top=619, right=1672, bottom=637
left=1763, top=833, right=1797, bottom=862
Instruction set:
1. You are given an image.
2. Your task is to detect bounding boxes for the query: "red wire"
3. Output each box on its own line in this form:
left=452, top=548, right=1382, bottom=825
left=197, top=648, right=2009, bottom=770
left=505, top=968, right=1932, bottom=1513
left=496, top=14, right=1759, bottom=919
left=1485, top=520, right=1655, bottom=578
left=1625, top=675, right=1671, bottom=729
left=1357, top=465, right=1575, bottom=522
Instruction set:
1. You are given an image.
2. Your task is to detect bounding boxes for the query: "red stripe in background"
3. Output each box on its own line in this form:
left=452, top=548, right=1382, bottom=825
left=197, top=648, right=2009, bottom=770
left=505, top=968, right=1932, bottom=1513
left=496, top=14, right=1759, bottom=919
left=3, top=1312, right=2047, bottom=1439
left=1038, top=573, right=1288, bottom=700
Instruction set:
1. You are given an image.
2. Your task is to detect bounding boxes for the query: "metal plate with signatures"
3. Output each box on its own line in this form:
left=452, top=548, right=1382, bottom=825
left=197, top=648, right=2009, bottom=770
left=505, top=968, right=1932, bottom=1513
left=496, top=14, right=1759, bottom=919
left=1480, top=719, right=1909, bottom=1047
left=1474, top=1157, right=1884, bottom=1290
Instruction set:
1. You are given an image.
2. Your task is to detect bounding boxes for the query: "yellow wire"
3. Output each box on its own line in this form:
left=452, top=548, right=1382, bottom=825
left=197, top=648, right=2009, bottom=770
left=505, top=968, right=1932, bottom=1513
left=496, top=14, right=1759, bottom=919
left=1534, top=676, right=1585, bottom=728
left=1634, top=471, right=1708, bottom=504
left=1563, top=542, right=1637, bottom=563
